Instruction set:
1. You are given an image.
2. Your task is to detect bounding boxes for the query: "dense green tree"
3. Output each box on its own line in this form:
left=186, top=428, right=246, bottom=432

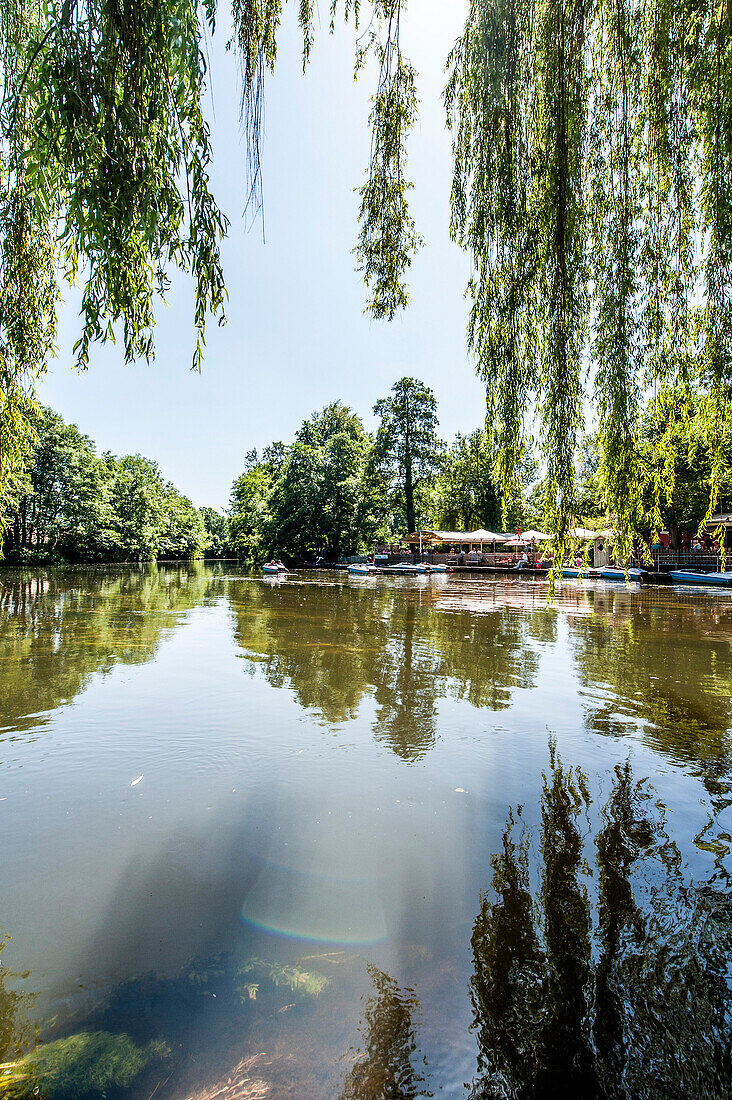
left=103, top=455, right=206, bottom=561
left=373, top=377, right=443, bottom=535
left=2, top=406, right=114, bottom=560
left=200, top=507, right=229, bottom=557
left=228, top=463, right=274, bottom=562
left=640, top=386, right=732, bottom=548
left=104, top=455, right=167, bottom=560
left=159, top=483, right=207, bottom=559
left=2, top=407, right=207, bottom=561
left=431, top=430, right=501, bottom=532
left=268, top=403, right=380, bottom=561
left=574, top=435, right=603, bottom=525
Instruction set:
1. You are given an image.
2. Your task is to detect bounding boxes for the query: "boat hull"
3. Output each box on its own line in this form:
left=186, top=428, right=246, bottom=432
left=599, top=568, right=644, bottom=582
left=669, top=570, right=732, bottom=586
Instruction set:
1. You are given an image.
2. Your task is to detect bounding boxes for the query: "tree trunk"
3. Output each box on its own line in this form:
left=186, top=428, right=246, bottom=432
left=405, top=456, right=415, bottom=536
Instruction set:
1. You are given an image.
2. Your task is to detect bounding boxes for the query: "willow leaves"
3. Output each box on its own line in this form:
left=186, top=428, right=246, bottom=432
left=448, top=0, right=732, bottom=550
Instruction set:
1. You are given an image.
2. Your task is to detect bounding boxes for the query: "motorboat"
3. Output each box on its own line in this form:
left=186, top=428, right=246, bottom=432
left=426, top=563, right=447, bottom=573
left=348, top=563, right=376, bottom=575
left=669, top=569, right=732, bottom=586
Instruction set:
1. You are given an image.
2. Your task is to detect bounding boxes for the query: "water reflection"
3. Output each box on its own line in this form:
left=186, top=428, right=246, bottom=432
left=3, top=570, right=732, bottom=1096
left=231, top=582, right=540, bottom=760
left=0, top=566, right=218, bottom=737
left=0, top=937, right=34, bottom=1065
left=340, top=965, right=430, bottom=1099
left=571, top=592, right=732, bottom=809
left=469, top=750, right=732, bottom=1098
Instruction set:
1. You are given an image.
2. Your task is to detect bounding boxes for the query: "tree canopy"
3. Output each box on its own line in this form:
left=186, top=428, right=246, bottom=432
left=1, top=405, right=210, bottom=561
left=227, top=382, right=548, bottom=560
left=2, top=0, right=732, bottom=551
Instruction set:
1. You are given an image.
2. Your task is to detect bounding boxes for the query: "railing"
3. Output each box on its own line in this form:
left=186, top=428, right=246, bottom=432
left=650, top=551, right=722, bottom=570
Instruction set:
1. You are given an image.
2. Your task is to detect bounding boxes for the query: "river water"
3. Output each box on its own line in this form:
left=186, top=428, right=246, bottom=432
left=2, top=564, right=732, bottom=1098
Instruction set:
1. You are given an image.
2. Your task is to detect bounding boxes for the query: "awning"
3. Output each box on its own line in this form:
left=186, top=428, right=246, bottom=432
left=404, top=529, right=509, bottom=544
left=568, top=526, right=605, bottom=540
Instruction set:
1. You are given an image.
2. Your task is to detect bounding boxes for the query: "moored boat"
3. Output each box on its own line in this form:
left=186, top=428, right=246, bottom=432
left=599, top=567, right=645, bottom=582
left=669, top=569, right=732, bottom=586
left=348, top=563, right=376, bottom=575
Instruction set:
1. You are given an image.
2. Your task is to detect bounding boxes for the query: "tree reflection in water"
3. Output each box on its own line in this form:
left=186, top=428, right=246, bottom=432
left=231, top=583, right=540, bottom=761
left=469, top=749, right=732, bottom=1099
left=0, top=565, right=219, bottom=737
left=0, top=936, right=34, bottom=1065
left=340, top=964, right=430, bottom=1099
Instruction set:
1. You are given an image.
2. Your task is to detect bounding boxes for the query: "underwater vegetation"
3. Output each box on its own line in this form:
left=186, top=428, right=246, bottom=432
left=0, top=946, right=334, bottom=1100
left=0, top=1032, right=169, bottom=1099
left=235, top=958, right=330, bottom=1002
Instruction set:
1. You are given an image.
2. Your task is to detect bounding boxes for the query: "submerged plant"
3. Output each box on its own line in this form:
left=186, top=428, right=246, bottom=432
left=235, top=957, right=330, bottom=1001
left=0, top=1031, right=169, bottom=1099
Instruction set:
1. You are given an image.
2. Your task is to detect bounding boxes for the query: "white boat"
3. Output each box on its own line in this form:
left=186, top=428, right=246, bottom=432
left=348, top=563, right=376, bottom=575
left=426, top=563, right=447, bottom=573
left=669, top=569, right=732, bottom=586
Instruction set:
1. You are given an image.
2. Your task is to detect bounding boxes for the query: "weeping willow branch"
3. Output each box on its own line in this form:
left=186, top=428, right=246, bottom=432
left=445, top=0, right=538, bottom=526
left=448, top=0, right=732, bottom=557
left=1, top=0, right=230, bottom=515
left=355, top=0, right=421, bottom=320
left=0, top=0, right=57, bottom=512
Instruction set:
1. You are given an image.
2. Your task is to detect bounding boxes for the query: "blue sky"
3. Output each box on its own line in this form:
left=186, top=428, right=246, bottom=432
left=38, top=0, right=484, bottom=510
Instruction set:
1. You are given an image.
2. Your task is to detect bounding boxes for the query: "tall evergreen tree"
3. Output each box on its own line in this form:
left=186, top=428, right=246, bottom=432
left=373, top=377, right=443, bottom=535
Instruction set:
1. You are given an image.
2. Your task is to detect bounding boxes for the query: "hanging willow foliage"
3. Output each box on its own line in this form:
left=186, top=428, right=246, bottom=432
left=354, top=1, right=421, bottom=319
left=1, top=0, right=229, bottom=512
left=447, top=0, right=732, bottom=557
left=2, top=0, right=732, bottom=549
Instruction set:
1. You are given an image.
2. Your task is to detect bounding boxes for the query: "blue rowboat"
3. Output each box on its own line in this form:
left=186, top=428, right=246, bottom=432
left=561, top=567, right=599, bottom=578
left=262, top=564, right=287, bottom=575
left=669, top=570, right=732, bottom=586
left=599, top=567, right=644, bottom=582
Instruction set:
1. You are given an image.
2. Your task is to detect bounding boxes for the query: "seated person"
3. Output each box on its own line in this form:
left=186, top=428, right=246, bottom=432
left=514, top=551, right=529, bottom=570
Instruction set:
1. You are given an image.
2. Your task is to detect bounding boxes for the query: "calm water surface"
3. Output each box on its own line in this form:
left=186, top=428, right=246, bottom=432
left=2, top=565, right=732, bottom=1098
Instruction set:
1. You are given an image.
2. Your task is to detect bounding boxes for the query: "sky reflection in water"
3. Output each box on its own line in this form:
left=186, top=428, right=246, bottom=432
left=1, top=565, right=732, bottom=1098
